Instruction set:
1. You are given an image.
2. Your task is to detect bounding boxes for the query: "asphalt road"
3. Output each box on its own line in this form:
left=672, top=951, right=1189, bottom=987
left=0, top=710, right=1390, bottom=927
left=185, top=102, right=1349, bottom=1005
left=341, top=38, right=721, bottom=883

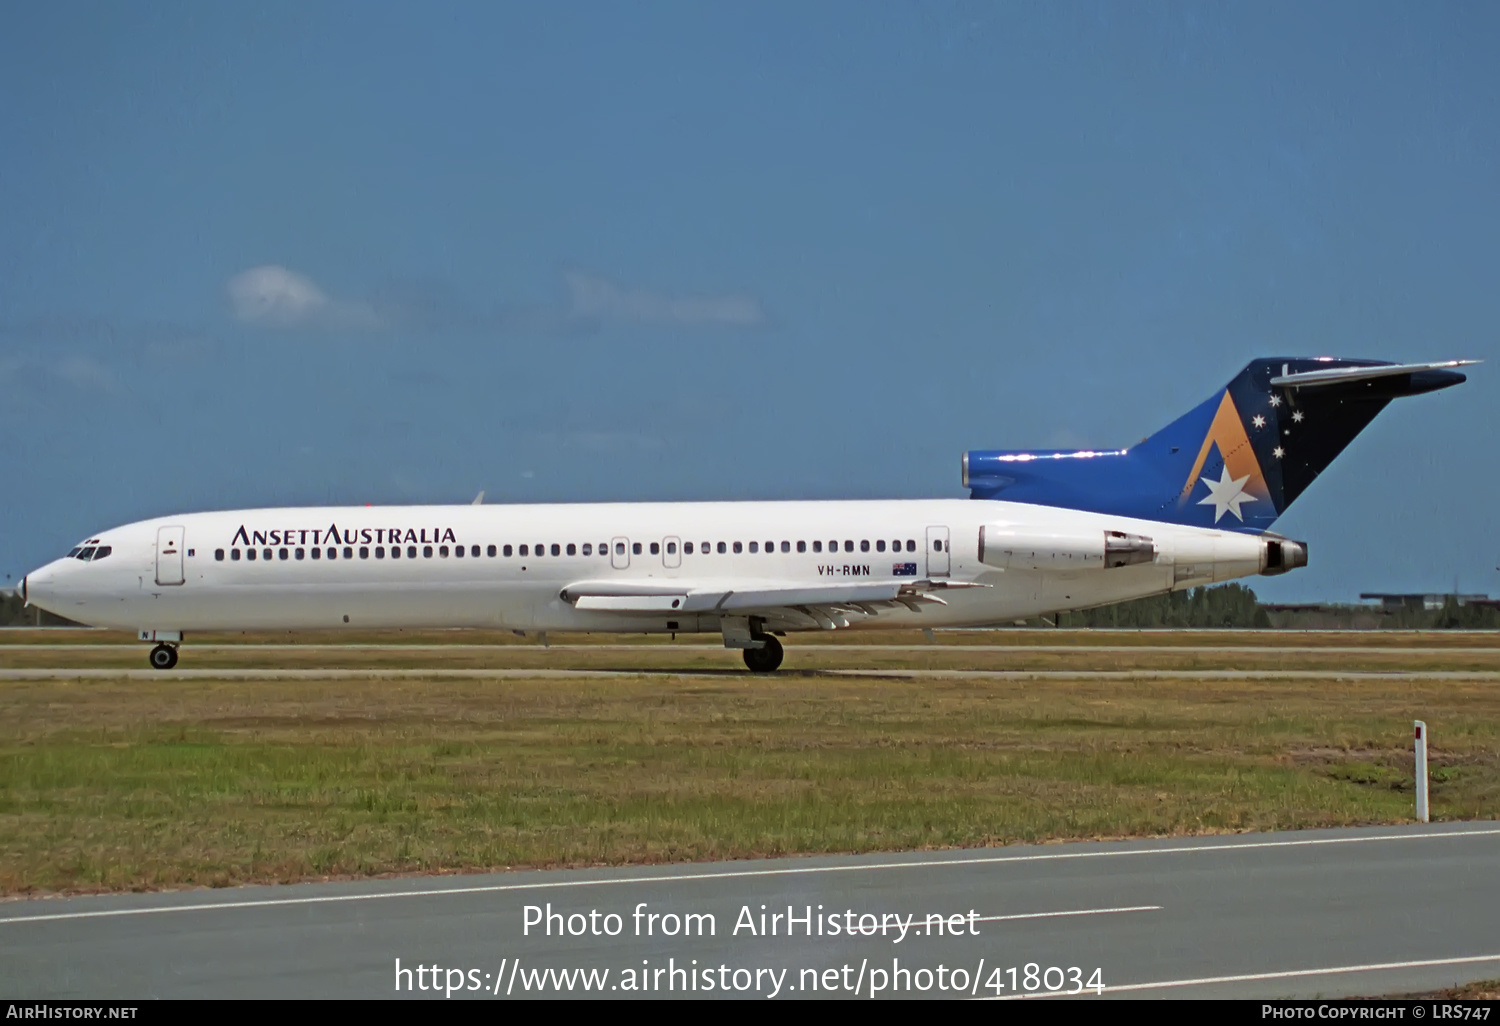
left=2, top=823, right=1497, bottom=999
left=0, top=668, right=1495, bottom=682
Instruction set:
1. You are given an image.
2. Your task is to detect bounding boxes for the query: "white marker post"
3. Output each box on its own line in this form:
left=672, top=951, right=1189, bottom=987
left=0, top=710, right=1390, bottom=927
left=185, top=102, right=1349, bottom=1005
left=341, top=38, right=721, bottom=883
left=1414, top=720, right=1430, bottom=824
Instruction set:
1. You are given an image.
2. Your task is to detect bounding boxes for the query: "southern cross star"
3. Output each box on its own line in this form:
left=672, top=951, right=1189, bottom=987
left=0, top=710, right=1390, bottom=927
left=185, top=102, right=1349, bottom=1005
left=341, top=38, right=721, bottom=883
left=1273, top=446, right=1285, bottom=459
left=1268, top=394, right=1283, bottom=407
left=1197, top=466, right=1257, bottom=522
left=1292, top=410, right=1305, bottom=423
left=1252, top=414, right=1266, bottom=429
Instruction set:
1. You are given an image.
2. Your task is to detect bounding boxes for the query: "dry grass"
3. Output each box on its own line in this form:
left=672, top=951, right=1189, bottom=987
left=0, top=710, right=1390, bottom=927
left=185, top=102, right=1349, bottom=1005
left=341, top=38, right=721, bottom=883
left=1, top=630, right=1497, bottom=896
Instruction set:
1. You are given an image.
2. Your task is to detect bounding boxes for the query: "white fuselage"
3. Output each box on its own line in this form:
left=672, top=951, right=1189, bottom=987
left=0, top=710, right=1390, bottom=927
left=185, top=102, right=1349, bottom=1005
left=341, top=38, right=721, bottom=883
left=22, top=499, right=1284, bottom=636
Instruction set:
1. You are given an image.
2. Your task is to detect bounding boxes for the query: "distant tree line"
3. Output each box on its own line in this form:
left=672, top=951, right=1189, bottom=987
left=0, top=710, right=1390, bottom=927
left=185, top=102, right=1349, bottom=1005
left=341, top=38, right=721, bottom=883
left=1059, top=582, right=1272, bottom=628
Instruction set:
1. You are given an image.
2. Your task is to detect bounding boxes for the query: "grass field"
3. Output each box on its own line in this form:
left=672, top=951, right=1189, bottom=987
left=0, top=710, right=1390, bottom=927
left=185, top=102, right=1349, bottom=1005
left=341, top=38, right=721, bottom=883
left=1, top=629, right=1496, bottom=896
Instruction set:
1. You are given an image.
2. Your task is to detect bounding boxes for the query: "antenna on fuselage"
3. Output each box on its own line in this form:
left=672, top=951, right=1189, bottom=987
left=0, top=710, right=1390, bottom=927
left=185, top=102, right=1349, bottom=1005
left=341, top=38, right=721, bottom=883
left=472, top=491, right=485, bottom=505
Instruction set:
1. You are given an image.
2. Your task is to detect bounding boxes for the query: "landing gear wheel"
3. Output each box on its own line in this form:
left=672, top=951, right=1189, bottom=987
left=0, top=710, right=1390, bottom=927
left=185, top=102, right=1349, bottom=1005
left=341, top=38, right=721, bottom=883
left=149, top=644, right=179, bottom=670
left=742, top=635, right=784, bottom=673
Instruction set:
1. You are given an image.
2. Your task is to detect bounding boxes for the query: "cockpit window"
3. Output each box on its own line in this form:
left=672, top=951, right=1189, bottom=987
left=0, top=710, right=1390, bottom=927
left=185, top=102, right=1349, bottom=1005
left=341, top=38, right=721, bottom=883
left=77, top=547, right=97, bottom=561
left=67, top=547, right=82, bottom=558
left=92, top=546, right=111, bottom=560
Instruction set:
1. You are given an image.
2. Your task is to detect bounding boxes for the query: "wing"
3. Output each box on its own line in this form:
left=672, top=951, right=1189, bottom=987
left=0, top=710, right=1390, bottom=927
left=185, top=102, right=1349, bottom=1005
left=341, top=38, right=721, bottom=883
left=559, top=578, right=986, bottom=630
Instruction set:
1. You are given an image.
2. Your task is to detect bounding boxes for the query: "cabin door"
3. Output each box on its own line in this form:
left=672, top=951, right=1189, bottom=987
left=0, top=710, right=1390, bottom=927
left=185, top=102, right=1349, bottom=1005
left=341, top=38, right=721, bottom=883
left=155, top=526, right=185, bottom=586
left=925, top=525, right=950, bottom=578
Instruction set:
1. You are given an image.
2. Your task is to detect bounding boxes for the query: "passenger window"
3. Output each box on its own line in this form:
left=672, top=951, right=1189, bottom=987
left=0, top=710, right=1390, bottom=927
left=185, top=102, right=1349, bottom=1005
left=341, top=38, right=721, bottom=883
left=406, top=546, right=415, bottom=558
left=733, top=541, right=742, bottom=553
left=749, top=542, right=758, bottom=553
left=812, top=541, right=822, bottom=553
left=392, top=546, right=403, bottom=559
left=581, top=543, right=591, bottom=556
left=487, top=545, right=497, bottom=557
left=683, top=542, right=693, bottom=554
left=343, top=547, right=353, bottom=559
left=264, top=548, right=273, bottom=561
left=215, top=549, right=225, bottom=561
left=700, top=541, right=709, bottom=553
left=615, top=542, right=625, bottom=555
left=907, top=540, right=916, bottom=552
left=764, top=541, right=773, bottom=552
left=829, top=540, right=838, bottom=551
left=566, top=543, right=576, bottom=556
left=876, top=540, right=886, bottom=552
left=423, top=545, right=433, bottom=558
left=632, top=542, right=641, bottom=555
left=666, top=541, right=676, bottom=554
left=861, top=540, right=870, bottom=552
left=650, top=542, right=660, bottom=555
left=535, top=544, right=545, bottom=557
left=503, top=545, right=513, bottom=557
left=375, top=546, right=385, bottom=559
left=231, top=549, right=241, bottom=561
left=780, top=541, right=789, bottom=553
left=295, top=548, right=305, bottom=560
left=247, top=548, right=257, bottom=561
left=471, top=545, right=480, bottom=557
left=717, top=542, right=727, bottom=554
left=550, top=544, right=560, bottom=556
left=311, top=548, right=321, bottom=560
left=934, top=540, right=943, bottom=551
left=279, top=548, right=289, bottom=560
left=359, top=546, right=369, bottom=559
left=440, top=545, right=450, bottom=557
left=328, top=548, right=337, bottom=560
left=796, top=541, right=805, bottom=553
left=844, top=540, right=854, bottom=553
left=453, top=545, right=463, bottom=558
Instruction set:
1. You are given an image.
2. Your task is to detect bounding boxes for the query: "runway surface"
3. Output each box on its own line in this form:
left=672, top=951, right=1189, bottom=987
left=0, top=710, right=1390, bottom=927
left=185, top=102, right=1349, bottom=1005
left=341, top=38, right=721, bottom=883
left=2, top=667, right=1497, bottom=681
left=3, top=823, right=1498, bottom=999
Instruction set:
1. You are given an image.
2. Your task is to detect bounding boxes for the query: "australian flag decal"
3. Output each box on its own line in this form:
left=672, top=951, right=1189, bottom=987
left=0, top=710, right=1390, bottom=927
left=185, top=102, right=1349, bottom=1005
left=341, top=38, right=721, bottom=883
left=893, top=562, right=918, bottom=577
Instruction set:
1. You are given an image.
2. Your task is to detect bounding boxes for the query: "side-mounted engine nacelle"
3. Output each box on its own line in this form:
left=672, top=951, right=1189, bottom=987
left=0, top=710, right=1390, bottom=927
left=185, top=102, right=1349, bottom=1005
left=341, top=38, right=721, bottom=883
left=978, top=526, right=1157, bottom=571
left=979, top=525, right=1308, bottom=579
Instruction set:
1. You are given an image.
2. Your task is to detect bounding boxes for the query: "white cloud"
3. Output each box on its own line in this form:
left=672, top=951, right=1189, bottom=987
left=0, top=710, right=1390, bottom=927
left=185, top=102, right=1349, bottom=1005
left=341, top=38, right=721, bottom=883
left=564, top=270, right=766, bottom=328
left=226, top=266, right=381, bottom=330
left=54, top=355, right=116, bottom=392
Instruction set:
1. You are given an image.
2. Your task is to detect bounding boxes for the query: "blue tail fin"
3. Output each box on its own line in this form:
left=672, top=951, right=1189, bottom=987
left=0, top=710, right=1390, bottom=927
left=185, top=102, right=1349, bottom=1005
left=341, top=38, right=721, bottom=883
left=964, top=358, right=1471, bottom=532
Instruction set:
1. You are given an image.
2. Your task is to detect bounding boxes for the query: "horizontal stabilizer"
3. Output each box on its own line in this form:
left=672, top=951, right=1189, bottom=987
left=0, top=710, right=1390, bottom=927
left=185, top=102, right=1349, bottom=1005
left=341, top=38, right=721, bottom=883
left=1269, top=359, right=1479, bottom=388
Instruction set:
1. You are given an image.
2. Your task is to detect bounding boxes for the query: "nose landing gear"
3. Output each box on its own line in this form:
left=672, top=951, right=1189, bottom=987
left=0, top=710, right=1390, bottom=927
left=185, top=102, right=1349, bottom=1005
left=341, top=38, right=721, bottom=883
left=148, top=644, right=179, bottom=670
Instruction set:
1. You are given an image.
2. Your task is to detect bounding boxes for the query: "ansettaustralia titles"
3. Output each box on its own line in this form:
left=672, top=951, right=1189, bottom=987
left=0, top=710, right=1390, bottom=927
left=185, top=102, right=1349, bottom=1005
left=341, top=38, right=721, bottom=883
left=231, top=524, right=459, bottom=548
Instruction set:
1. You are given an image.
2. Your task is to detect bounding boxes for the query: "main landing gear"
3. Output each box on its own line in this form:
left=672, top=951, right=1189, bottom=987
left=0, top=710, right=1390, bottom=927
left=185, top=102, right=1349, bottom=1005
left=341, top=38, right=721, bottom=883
left=742, top=635, right=784, bottom=673
left=148, top=643, right=179, bottom=670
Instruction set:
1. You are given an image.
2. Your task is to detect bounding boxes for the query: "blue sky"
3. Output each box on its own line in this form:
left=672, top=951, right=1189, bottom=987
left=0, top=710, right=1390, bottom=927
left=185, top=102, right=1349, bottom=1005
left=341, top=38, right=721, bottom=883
left=2, top=1, right=1496, bottom=601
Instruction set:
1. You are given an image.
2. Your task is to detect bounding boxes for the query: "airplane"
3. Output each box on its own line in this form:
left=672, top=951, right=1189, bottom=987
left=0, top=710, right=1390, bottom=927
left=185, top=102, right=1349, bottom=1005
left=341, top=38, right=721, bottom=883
left=18, top=357, right=1476, bottom=672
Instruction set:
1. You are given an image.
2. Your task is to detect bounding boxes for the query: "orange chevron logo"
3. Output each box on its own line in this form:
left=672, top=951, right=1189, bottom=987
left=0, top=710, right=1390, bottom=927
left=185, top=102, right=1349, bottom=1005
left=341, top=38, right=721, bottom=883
left=1177, top=390, right=1270, bottom=518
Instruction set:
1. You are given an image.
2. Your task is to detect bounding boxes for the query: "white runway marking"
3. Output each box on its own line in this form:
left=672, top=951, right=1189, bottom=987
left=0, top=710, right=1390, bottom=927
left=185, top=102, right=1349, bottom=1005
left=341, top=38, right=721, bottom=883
left=2, top=828, right=1494, bottom=926
left=975, top=905, right=1162, bottom=924
left=991, top=953, right=1500, bottom=998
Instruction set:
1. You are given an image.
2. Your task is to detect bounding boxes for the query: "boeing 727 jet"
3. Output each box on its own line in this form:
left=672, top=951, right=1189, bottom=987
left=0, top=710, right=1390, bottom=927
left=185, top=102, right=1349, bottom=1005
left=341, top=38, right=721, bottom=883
left=19, top=357, right=1475, bottom=671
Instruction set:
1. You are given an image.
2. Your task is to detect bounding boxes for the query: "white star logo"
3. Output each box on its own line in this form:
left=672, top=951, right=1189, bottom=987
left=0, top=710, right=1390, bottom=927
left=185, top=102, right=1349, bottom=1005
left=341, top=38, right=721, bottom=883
left=1273, top=446, right=1285, bottom=459
left=1252, top=414, right=1266, bottom=429
left=1197, top=466, right=1257, bottom=522
left=1292, top=410, right=1305, bottom=423
left=1268, top=394, right=1283, bottom=407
